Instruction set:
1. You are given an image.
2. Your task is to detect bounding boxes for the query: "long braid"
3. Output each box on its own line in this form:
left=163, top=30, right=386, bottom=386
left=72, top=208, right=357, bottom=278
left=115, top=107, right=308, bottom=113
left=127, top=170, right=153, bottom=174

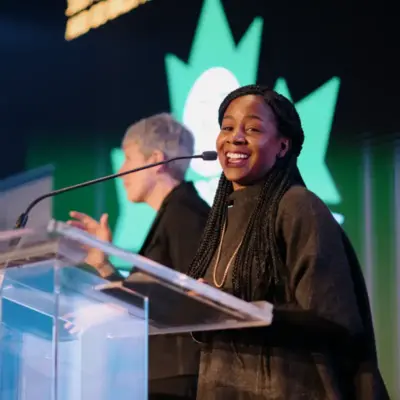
left=188, top=175, right=232, bottom=279
left=232, top=157, right=297, bottom=301
left=232, top=166, right=280, bottom=299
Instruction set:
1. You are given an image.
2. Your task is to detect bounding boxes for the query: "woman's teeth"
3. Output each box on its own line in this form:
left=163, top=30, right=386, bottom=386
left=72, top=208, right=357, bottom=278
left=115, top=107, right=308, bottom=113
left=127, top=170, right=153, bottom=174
left=227, top=152, right=249, bottom=159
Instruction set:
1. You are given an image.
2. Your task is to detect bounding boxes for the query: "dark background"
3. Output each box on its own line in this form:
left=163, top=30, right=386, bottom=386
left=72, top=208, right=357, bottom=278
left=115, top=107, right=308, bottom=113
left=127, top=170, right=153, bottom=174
left=1, top=0, right=399, bottom=180
left=1, top=0, right=399, bottom=396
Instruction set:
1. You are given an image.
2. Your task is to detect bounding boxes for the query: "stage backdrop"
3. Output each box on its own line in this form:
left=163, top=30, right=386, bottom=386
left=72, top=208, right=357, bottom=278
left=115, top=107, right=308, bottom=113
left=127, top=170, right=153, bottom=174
left=2, top=0, right=399, bottom=396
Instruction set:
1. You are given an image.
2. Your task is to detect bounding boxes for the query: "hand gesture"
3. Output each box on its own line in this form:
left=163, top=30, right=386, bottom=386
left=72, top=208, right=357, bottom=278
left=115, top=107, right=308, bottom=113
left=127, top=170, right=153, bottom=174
left=67, top=211, right=112, bottom=271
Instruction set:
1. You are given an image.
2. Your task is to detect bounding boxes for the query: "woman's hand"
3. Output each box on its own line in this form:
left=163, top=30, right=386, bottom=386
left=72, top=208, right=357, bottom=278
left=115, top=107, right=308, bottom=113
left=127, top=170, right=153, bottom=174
left=67, top=211, right=115, bottom=276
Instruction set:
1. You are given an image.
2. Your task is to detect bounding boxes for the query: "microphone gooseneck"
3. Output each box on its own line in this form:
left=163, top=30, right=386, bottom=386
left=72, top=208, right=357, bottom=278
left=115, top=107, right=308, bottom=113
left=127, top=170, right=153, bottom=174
left=14, top=151, right=218, bottom=229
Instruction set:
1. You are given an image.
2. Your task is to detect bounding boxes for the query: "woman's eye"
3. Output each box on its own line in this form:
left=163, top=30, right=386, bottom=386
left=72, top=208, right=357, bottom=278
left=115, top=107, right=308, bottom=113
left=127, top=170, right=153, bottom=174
left=247, top=127, right=260, bottom=133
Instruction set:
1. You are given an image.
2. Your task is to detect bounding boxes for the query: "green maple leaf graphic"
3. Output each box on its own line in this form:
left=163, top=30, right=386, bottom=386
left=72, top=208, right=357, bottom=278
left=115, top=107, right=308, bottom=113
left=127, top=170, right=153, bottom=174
left=274, top=77, right=341, bottom=204
left=110, top=0, right=342, bottom=266
left=165, top=0, right=263, bottom=122
left=110, top=149, right=156, bottom=263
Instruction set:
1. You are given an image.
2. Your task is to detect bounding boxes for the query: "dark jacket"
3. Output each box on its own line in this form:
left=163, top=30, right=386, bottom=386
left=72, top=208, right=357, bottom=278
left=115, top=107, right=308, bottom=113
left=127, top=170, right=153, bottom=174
left=138, top=181, right=209, bottom=275
left=110, top=181, right=209, bottom=398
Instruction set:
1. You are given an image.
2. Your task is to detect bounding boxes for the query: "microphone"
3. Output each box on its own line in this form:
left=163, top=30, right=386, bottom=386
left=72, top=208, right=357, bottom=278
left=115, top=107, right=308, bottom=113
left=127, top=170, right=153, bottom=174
left=14, top=151, right=217, bottom=230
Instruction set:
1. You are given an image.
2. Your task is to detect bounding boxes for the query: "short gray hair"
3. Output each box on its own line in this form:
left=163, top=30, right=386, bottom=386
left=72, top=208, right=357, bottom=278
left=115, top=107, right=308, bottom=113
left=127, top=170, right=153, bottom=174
left=123, top=113, right=194, bottom=181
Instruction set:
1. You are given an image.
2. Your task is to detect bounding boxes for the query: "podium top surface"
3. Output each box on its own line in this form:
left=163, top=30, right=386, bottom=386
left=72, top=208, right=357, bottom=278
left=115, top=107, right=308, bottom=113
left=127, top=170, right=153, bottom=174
left=0, top=221, right=273, bottom=334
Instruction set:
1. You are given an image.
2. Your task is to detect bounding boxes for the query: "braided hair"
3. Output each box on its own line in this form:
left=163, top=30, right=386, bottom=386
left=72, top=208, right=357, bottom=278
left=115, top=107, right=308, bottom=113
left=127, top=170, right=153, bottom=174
left=188, top=84, right=306, bottom=302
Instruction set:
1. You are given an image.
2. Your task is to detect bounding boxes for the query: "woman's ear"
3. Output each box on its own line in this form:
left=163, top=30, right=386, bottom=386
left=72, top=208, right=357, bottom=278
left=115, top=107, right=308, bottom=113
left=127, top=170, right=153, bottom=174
left=278, top=138, right=290, bottom=158
left=150, top=150, right=167, bottom=173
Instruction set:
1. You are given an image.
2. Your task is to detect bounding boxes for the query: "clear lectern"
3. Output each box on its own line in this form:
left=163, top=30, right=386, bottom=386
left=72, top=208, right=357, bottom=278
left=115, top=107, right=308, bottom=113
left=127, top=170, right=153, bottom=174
left=0, top=221, right=273, bottom=400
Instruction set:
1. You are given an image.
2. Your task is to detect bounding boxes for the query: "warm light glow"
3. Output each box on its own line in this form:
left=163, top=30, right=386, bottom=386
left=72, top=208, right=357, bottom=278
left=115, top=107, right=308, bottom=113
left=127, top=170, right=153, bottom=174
left=65, top=0, right=150, bottom=41
left=65, top=0, right=93, bottom=17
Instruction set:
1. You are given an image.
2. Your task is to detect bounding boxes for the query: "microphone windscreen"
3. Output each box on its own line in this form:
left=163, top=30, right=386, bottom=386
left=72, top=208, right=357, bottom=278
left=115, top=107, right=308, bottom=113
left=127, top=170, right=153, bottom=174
left=201, top=151, right=218, bottom=161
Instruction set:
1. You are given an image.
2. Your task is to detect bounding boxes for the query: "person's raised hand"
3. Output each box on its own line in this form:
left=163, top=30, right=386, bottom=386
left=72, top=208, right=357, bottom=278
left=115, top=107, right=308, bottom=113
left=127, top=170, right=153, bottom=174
left=67, top=211, right=112, bottom=270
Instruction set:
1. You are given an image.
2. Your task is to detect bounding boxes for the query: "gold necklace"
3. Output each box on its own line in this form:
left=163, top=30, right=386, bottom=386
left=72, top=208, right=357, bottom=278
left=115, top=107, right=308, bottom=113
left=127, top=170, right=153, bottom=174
left=212, top=219, right=245, bottom=288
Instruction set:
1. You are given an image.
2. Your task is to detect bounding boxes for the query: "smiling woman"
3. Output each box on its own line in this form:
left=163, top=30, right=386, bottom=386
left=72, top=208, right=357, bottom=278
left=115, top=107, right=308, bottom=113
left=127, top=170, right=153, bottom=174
left=187, top=84, right=389, bottom=399
left=217, top=94, right=291, bottom=190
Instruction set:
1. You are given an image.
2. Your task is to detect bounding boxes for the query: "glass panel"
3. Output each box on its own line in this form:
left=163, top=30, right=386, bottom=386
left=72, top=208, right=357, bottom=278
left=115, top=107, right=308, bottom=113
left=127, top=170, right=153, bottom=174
left=0, top=257, right=148, bottom=400
left=0, top=260, right=57, bottom=400
left=56, top=265, right=148, bottom=400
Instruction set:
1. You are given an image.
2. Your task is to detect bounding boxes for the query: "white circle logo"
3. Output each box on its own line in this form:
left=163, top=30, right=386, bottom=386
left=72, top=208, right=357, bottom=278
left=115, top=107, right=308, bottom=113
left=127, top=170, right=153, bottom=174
left=183, top=67, right=240, bottom=177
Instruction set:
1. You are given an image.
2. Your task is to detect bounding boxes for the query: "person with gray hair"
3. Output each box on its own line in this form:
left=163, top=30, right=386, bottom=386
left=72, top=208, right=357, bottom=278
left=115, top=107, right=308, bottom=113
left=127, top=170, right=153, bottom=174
left=68, top=113, right=210, bottom=399
left=124, top=112, right=194, bottom=181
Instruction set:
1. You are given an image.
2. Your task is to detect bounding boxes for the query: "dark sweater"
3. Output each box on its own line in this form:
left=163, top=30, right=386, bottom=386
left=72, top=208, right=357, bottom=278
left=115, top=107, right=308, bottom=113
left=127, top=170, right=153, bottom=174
left=196, top=184, right=388, bottom=400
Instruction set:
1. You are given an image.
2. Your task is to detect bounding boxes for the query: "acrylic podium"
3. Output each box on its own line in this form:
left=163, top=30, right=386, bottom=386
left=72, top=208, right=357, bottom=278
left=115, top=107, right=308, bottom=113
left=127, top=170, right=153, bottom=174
left=0, top=220, right=273, bottom=400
